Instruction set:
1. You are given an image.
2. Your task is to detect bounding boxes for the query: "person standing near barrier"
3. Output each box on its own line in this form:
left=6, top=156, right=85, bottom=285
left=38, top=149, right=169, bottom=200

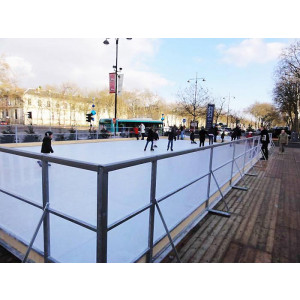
left=278, top=129, right=288, bottom=154
left=260, top=126, right=270, bottom=160
left=144, top=127, right=154, bottom=151
left=199, top=126, right=208, bottom=147
left=133, top=126, right=139, bottom=140
left=140, top=123, right=145, bottom=140
left=167, top=126, right=176, bottom=151
left=38, top=131, right=54, bottom=167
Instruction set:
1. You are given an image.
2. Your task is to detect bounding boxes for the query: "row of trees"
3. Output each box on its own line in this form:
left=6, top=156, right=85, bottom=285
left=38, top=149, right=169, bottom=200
left=273, top=41, right=300, bottom=133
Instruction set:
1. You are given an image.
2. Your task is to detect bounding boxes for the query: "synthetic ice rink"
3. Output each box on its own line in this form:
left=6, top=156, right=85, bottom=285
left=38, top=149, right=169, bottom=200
left=0, top=136, right=251, bottom=262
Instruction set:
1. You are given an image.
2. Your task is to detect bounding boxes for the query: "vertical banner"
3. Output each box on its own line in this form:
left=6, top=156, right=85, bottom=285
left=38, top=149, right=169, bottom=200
left=109, top=73, right=116, bottom=93
left=205, top=104, right=215, bottom=130
left=117, top=74, right=124, bottom=95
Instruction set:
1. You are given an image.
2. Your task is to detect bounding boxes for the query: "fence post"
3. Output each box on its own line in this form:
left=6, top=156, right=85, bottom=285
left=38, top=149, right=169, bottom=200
left=205, top=147, right=214, bottom=208
left=15, top=125, right=18, bottom=143
left=42, top=158, right=50, bottom=262
left=75, top=129, right=78, bottom=140
left=147, top=160, right=157, bottom=263
left=229, top=142, right=236, bottom=186
left=96, top=166, right=108, bottom=263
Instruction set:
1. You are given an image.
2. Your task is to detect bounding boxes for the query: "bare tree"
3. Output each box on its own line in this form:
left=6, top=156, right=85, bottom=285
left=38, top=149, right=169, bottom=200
left=177, top=84, right=209, bottom=124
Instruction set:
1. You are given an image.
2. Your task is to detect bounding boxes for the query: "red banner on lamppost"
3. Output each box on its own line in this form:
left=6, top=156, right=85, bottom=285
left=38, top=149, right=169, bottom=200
left=109, top=73, right=116, bottom=93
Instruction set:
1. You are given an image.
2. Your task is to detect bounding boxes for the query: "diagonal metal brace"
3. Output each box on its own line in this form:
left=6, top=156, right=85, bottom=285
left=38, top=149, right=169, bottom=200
left=22, top=203, right=49, bottom=263
left=154, top=200, right=181, bottom=263
left=208, top=171, right=231, bottom=217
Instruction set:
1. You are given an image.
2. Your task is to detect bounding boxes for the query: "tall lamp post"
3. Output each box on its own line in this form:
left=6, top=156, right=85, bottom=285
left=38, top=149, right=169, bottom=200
left=223, top=93, right=235, bottom=128
left=187, top=73, right=206, bottom=131
left=103, top=38, right=132, bottom=136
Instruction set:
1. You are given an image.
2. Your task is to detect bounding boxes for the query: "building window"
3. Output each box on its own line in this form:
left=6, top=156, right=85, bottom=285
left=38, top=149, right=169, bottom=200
left=47, top=101, right=50, bottom=107
left=56, top=103, right=60, bottom=108
left=38, top=100, right=42, bottom=107
left=15, top=109, right=18, bottom=119
left=28, top=99, right=31, bottom=105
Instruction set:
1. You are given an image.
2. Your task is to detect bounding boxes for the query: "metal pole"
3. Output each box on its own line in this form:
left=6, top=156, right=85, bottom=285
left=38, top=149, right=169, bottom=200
left=147, top=160, right=157, bottom=263
left=15, top=125, right=18, bottom=143
left=114, top=38, right=119, bottom=137
left=229, top=142, right=236, bottom=186
left=42, top=159, right=50, bottom=262
left=205, top=147, right=214, bottom=208
left=96, top=166, right=109, bottom=263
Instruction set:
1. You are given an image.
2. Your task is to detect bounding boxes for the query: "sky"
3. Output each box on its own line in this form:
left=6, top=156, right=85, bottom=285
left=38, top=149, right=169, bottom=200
left=1, top=38, right=296, bottom=116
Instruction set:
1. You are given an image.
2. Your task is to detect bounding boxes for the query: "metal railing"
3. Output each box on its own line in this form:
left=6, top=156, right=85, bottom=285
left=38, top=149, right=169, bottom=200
left=0, top=125, right=164, bottom=144
left=0, top=136, right=266, bottom=263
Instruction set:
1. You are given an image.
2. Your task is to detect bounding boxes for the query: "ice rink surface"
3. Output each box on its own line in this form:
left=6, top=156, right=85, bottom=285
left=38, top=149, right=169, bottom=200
left=0, top=136, right=251, bottom=262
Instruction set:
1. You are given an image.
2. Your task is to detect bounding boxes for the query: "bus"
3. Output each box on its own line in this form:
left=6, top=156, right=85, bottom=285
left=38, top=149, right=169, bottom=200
left=99, top=118, right=164, bottom=137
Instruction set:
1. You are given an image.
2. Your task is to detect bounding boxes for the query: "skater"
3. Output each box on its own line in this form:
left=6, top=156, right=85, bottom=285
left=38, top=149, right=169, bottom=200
left=140, top=123, right=145, bottom=140
left=167, top=126, right=176, bottom=151
left=231, top=130, right=236, bottom=141
left=208, top=127, right=214, bottom=145
left=190, top=129, right=197, bottom=144
left=260, top=126, right=270, bottom=160
left=221, top=130, right=225, bottom=143
left=278, top=129, right=288, bottom=154
left=180, top=124, right=185, bottom=140
left=153, top=129, right=159, bottom=148
left=199, top=126, right=208, bottom=147
left=133, top=126, right=139, bottom=140
left=213, top=125, right=219, bottom=143
left=144, top=127, right=154, bottom=151
left=176, top=127, right=181, bottom=141
left=38, top=131, right=54, bottom=167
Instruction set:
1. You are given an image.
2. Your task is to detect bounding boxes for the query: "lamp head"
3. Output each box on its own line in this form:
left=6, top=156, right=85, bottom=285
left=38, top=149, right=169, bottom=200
left=103, top=39, right=109, bottom=45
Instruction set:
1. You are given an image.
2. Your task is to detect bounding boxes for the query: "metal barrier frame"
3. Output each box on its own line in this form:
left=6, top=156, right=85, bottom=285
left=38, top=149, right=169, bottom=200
left=0, top=136, right=264, bottom=263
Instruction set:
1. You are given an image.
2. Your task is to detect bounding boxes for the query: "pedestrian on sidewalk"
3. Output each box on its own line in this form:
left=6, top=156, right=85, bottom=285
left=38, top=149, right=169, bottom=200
left=260, top=126, right=270, bottom=160
left=278, top=129, right=288, bottom=154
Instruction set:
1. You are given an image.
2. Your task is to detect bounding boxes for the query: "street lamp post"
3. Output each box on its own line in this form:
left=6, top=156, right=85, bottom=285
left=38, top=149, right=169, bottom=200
left=187, top=73, right=206, bottom=131
left=103, top=38, right=132, bottom=136
left=223, top=93, right=235, bottom=128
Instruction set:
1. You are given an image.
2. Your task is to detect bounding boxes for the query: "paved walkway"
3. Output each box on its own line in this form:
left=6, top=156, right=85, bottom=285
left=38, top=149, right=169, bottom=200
left=164, top=146, right=300, bottom=263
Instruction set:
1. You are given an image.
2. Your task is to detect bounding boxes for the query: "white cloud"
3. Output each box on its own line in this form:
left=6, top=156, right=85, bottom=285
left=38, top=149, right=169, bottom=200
left=217, top=39, right=286, bottom=67
left=0, top=38, right=172, bottom=93
left=5, top=56, right=34, bottom=81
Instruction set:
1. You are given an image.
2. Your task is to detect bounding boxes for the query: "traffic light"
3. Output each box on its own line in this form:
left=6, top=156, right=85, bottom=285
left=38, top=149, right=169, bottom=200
left=27, top=111, right=32, bottom=119
left=86, top=113, right=92, bottom=122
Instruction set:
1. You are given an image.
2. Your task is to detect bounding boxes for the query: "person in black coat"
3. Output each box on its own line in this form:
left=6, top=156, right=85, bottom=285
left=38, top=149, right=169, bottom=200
left=260, top=126, right=270, bottom=160
left=213, top=125, right=219, bottom=142
left=41, top=131, right=54, bottom=153
left=144, top=127, right=154, bottom=151
left=167, top=127, right=176, bottom=151
left=198, top=126, right=208, bottom=147
left=190, top=130, right=197, bottom=144
left=208, top=127, right=214, bottom=145
left=38, top=131, right=54, bottom=167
